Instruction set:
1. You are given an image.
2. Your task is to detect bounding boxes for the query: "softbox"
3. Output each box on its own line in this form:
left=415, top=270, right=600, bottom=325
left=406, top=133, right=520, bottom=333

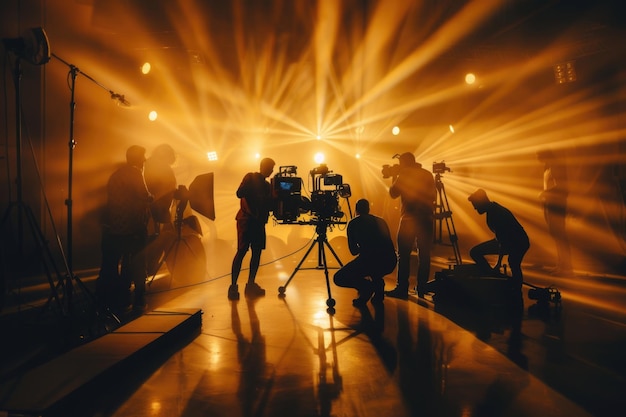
left=189, top=173, right=215, bottom=220
left=2, top=27, right=50, bottom=65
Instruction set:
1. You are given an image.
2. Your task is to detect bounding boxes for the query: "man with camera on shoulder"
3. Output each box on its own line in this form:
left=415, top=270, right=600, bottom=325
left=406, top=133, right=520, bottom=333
left=383, top=152, right=437, bottom=299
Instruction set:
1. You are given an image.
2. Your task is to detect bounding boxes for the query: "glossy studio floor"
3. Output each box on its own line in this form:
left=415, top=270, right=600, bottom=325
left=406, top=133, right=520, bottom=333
left=1, top=244, right=626, bottom=417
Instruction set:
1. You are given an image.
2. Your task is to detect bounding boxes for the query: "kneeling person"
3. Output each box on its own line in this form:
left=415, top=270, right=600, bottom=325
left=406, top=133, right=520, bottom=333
left=334, top=199, right=397, bottom=306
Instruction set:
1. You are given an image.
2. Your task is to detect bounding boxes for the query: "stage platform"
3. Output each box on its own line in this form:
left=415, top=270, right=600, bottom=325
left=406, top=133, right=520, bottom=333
left=0, top=308, right=202, bottom=417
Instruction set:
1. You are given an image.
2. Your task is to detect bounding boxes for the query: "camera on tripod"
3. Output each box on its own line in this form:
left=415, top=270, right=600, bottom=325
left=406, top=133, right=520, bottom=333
left=433, top=161, right=451, bottom=174
left=271, top=164, right=351, bottom=224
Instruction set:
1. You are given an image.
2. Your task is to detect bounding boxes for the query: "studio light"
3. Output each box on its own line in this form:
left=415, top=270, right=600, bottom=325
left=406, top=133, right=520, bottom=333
left=189, top=173, right=216, bottom=221
left=553, top=61, right=577, bottom=84
left=2, top=27, right=50, bottom=65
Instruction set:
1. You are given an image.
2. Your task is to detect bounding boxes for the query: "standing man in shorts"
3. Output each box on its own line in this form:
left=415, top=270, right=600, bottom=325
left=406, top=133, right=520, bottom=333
left=229, top=158, right=276, bottom=300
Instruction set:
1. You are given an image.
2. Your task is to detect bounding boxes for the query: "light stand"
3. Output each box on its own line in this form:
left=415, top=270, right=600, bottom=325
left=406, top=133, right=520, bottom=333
left=1, top=29, right=121, bottom=333
left=146, top=173, right=214, bottom=287
left=41, top=53, right=129, bottom=329
left=278, top=218, right=344, bottom=314
left=51, top=53, right=130, bottom=281
left=147, top=186, right=205, bottom=287
left=1, top=28, right=68, bottom=315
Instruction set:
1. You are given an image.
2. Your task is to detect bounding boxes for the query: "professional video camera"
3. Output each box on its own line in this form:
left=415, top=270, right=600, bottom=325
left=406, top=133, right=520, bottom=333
left=309, top=164, right=350, bottom=221
left=382, top=156, right=453, bottom=178
left=272, top=166, right=307, bottom=222
left=381, top=163, right=400, bottom=179
left=271, top=164, right=351, bottom=224
left=381, top=153, right=401, bottom=178
left=432, top=161, right=451, bottom=174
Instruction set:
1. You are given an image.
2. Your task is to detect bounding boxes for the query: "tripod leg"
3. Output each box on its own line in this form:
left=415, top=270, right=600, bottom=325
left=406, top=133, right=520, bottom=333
left=169, top=239, right=182, bottom=281
left=445, top=216, right=462, bottom=265
left=322, top=238, right=344, bottom=267
left=1, top=202, right=64, bottom=315
left=20, top=203, right=68, bottom=317
left=69, top=269, right=121, bottom=334
left=279, top=238, right=318, bottom=295
left=318, top=244, right=336, bottom=311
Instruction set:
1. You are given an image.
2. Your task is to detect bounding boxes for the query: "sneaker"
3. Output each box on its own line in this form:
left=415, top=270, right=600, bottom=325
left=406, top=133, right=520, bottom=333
left=352, top=296, right=369, bottom=308
left=384, top=286, right=408, bottom=300
left=228, top=284, right=240, bottom=300
left=352, top=287, right=374, bottom=307
left=413, top=286, right=426, bottom=299
left=245, top=282, right=266, bottom=298
left=132, top=294, right=147, bottom=312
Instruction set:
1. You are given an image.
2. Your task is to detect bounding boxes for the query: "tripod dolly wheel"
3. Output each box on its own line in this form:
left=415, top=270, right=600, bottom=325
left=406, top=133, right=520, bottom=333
left=278, top=286, right=286, bottom=296
left=326, top=298, right=336, bottom=308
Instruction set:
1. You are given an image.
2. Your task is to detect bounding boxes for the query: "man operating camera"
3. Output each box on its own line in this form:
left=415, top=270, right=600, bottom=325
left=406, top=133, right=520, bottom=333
left=384, top=152, right=437, bottom=299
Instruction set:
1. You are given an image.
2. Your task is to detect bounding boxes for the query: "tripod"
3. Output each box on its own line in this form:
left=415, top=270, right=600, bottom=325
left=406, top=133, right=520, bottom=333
left=433, top=173, right=462, bottom=265
left=278, top=219, right=344, bottom=311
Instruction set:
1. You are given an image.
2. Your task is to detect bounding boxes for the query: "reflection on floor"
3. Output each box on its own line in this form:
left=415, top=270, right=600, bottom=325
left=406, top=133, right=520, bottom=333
left=1, top=254, right=625, bottom=417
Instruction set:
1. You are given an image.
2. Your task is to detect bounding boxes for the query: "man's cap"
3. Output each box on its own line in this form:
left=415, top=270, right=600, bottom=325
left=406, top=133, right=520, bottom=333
left=468, top=188, right=488, bottom=203
left=398, top=152, right=416, bottom=165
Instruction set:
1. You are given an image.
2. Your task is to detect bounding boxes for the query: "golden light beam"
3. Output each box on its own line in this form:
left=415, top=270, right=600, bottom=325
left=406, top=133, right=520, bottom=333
left=45, top=1, right=624, bottom=273
left=324, top=0, right=504, bottom=134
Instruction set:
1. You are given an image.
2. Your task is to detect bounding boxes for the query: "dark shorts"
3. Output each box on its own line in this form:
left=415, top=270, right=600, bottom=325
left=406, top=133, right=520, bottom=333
left=236, top=218, right=266, bottom=250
